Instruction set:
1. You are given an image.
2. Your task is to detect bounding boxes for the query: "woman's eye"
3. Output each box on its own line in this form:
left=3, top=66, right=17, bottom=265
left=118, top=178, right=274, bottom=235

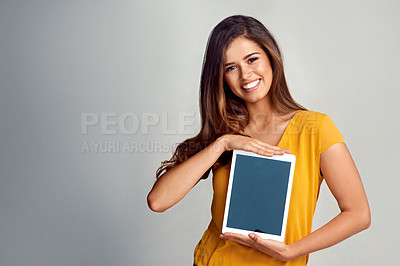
left=248, top=57, right=258, bottom=63
left=225, top=66, right=235, bottom=72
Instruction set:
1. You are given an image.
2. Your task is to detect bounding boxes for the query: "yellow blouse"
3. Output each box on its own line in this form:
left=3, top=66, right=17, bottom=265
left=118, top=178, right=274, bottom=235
left=194, top=110, right=345, bottom=266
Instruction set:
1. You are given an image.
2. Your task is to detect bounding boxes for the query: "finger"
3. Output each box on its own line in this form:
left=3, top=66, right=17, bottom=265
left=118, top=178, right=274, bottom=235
left=220, top=233, right=252, bottom=243
left=262, top=146, right=291, bottom=155
left=251, top=142, right=284, bottom=157
left=253, top=140, right=290, bottom=154
left=250, top=234, right=280, bottom=247
left=248, top=143, right=274, bottom=157
left=220, top=233, right=253, bottom=247
left=220, top=232, right=248, bottom=240
left=253, top=139, right=282, bottom=150
left=248, top=234, right=276, bottom=255
left=249, top=234, right=288, bottom=258
left=249, top=233, right=263, bottom=244
left=241, top=143, right=270, bottom=156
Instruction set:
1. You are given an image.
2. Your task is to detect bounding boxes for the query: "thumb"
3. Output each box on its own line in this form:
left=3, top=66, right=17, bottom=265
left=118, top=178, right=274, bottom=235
left=249, top=233, right=260, bottom=243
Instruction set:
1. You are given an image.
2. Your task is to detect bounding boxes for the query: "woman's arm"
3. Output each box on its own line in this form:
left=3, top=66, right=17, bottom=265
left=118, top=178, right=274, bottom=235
left=147, top=135, right=290, bottom=213
left=147, top=136, right=225, bottom=212
left=220, top=142, right=371, bottom=261
left=287, top=142, right=371, bottom=258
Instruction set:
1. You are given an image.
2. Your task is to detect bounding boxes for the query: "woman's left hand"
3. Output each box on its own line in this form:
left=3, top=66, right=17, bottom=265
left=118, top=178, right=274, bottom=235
left=219, top=232, right=294, bottom=261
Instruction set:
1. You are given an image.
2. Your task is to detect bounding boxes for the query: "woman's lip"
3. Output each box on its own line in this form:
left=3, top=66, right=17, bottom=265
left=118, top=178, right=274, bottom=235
left=242, top=79, right=260, bottom=87
left=241, top=79, right=261, bottom=93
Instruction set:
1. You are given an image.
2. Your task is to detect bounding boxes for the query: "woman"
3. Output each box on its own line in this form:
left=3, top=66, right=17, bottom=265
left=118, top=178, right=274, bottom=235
left=147, top=15, right=370, bottom=265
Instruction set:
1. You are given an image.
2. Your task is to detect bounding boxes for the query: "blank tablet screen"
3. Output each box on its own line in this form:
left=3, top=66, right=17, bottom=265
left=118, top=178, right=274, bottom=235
left=226, top=154, right=291, bottom=235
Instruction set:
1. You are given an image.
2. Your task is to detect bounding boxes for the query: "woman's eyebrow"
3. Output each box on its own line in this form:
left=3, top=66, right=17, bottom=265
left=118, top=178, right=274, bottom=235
left=224, top=52, right=260, bottom=67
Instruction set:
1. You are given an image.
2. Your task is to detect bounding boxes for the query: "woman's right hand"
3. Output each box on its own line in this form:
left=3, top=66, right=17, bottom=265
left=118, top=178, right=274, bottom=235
left=219, top=134, right=291, bottom=157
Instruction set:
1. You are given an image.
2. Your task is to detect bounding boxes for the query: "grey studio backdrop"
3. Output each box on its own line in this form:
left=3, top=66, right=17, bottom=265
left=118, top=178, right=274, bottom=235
left=0, top=0, right=399, bottom=265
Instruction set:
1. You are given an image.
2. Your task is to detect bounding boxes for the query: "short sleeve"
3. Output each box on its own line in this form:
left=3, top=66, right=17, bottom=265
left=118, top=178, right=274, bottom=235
left=319, top=115, right=345, bottom=154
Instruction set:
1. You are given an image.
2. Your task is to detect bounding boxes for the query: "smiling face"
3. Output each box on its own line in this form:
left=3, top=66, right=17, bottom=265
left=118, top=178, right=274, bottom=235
left=223, top=36, right=273, bottom=104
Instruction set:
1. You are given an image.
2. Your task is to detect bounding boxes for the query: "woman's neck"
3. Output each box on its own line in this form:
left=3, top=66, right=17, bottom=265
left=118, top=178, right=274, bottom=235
left=245, top=95, right=276, bottom=127
left=244, top=95, right=295, bottom=137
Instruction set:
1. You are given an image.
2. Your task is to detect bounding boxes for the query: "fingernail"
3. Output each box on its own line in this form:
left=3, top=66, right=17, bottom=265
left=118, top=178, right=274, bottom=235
left=249, top=233, right=255, bottom=239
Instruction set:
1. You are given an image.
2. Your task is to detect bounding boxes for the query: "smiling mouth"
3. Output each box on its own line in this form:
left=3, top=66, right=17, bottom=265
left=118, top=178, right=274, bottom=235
left=241, top=79, right=261, bottom=92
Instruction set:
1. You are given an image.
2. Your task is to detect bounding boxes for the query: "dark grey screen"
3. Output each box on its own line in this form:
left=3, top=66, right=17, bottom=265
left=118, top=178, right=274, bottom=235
left=227, top=154, right=291, bottom=235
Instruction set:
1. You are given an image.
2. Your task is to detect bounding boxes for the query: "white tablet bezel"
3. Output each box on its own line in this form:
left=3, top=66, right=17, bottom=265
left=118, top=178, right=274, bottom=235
left=222, top=150, right=296, bottom=242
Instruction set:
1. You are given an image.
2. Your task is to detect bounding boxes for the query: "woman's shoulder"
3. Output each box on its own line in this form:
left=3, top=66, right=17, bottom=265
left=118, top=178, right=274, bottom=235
left=290, top=110, right=333, bottom=134
left=295, top=109, right=329, bottom=121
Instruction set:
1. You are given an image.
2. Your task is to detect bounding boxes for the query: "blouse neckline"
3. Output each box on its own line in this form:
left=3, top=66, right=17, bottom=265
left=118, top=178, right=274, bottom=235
left=277, top=110, right=302, bottom=148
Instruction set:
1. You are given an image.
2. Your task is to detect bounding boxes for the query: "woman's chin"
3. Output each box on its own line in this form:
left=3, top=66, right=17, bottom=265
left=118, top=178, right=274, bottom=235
left=242, top=91, right=270, bottom=104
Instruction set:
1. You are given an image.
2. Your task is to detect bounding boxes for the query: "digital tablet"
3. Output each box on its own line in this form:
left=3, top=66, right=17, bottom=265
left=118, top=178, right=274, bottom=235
left=222, top=150, right=296, bottom=242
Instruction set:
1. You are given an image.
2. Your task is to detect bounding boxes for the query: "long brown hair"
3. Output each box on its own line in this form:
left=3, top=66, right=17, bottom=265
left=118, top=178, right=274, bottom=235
left=156, top=15, right=305, bottom=179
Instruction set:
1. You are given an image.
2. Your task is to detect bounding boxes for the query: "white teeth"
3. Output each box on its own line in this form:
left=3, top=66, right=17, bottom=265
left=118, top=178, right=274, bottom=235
left=242, top=79, right=260, bottom=89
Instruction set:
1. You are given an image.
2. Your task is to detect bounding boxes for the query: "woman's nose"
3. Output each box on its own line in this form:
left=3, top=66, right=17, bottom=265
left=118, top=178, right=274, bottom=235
left=240, top=65, right=252, bottom=80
